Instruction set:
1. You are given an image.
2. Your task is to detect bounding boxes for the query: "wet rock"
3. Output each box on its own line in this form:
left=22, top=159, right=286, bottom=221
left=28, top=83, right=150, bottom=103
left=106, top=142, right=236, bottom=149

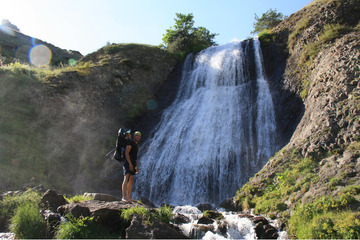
left=252, top=216, right=269, bottom=225
left=139, top=196, right=156, bottom=208
left=189, top=224, right=215, bottom=239
left=219, top=197, right=238, bottom=211
left=203, top=210, right=224, bottom=220
left=196, top=203, right=214, bottom=212
left=172, top=213, right=191, bottom=224
left=239, top=213, right=254, bottom=219
left=197, top=216, right=214, bottom=225
left=40, top=189, right=68, bottom=211
left=41, top=210, right=61, bottom=238
left=126, top=215, right=189, bottom=239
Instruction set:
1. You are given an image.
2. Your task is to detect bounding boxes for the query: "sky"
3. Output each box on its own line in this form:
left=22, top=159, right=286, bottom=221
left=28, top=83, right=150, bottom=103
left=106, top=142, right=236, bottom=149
left=0, top=0, right=313, bottom=56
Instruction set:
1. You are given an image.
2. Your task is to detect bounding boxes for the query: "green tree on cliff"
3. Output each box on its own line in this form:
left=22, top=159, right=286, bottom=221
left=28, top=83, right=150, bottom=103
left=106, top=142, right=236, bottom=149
left=251, top=9, right=285, bottom=34
left=161, top=13, right=217, bottom=58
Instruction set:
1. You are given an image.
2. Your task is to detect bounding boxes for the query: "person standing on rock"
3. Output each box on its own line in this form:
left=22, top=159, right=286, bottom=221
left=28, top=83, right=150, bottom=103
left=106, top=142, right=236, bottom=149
left=121, top=131, right=141, bottom=203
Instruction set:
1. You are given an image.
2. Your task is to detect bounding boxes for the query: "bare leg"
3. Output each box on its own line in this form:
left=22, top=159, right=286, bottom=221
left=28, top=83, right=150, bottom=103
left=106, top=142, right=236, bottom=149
left=127, top=175, right=135, bottom=201
left=122, top=174, right=130, bottom=201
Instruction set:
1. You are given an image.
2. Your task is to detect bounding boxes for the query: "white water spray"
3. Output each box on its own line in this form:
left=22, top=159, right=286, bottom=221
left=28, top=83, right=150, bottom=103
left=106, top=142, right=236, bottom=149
left=136, top=39, right=276, bottom=205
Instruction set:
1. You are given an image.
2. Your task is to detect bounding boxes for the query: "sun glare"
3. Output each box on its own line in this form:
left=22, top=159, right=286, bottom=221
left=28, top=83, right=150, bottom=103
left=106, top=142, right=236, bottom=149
left=29, top=44, right=52, bottom=66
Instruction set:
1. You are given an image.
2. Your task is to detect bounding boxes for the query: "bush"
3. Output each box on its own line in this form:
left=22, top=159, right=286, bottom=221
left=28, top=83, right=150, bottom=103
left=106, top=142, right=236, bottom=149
left=9, top=202, right=47, bottom=239
left=55, top=216, right=113, bottom=239
left=0, top=190, right=42, bottom=225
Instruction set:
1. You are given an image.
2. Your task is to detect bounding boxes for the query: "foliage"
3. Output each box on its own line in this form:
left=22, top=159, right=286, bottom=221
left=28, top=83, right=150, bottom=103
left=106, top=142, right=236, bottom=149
left=251, top=9, right=285, bottom=35
left=0, top=189, right=42, bottom=227
left=289, top=192, right=360, bottom=238
left=161, top=13, right=217, bottom=59
left=1, top=19, right=20, bottom=32
left=258, top=30, right=276, bottom=46
left=55, top=216, right=114, bottom=239
left=121, top=205, right=174, bottom=225
left=64, top=194, right=94, bottom=203
left=9, top=201, right=47, bottom=239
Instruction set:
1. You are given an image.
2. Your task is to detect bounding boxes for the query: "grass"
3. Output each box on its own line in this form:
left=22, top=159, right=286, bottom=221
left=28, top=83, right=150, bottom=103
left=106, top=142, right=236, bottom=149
left=64, top=194, right=94, bottom=203
left=288, top=191, right=360, bottom=238
left=9, top=201, right=47, bottom=239
left=55, top=216, right=114, bottom=239
left=121, top=205, right=173, bottom=226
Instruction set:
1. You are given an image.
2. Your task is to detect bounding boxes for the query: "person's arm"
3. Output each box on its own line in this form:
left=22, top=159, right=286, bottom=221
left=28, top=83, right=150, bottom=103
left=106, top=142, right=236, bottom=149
left=125, top=145, right=134, bottom=171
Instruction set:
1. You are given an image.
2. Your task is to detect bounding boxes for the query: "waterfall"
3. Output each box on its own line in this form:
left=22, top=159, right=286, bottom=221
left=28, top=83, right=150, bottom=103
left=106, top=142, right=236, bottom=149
left=136, top=39, right=277, bottom=206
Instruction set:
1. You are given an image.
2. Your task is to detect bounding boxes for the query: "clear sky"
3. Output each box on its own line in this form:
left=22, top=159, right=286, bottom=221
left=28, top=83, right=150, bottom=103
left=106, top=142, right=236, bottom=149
left=0, top=0, right=313, bottom=56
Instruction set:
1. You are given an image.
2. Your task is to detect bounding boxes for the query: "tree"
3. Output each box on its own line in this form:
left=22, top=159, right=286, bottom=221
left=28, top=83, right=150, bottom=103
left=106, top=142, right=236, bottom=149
left=161, top=13, right=217, bottom=58
left=251, top=9, right=285, bottom=35
left=1, top=19, right=20, bottom=32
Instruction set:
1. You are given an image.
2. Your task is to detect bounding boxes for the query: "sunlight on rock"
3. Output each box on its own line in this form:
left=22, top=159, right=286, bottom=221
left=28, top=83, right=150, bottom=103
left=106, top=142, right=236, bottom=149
left=29, top=44, right=52, bottom=66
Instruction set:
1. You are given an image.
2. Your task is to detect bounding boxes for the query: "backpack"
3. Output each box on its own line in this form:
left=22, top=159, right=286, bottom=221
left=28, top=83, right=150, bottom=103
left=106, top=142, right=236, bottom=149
left=113, top=128, right=130, bottom=163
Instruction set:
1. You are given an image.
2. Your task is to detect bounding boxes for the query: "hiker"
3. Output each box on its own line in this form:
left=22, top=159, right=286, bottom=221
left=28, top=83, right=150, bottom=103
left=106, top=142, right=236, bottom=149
left=121, top=131, right=141, bottom=203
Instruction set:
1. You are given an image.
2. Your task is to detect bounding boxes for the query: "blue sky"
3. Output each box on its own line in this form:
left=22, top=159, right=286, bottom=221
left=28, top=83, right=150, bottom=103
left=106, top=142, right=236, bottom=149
left=0, top=0, right=313, bottom=55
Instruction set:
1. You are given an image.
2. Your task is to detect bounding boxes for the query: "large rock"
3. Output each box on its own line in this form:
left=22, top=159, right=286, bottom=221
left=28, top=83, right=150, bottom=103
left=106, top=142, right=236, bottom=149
left=57, top=200, right=142, bottom=233
left=40, top=189, right=68, bottom=211
left=219, top=197, right=239, bottom=211
left=126, top=215, right=189, bottom=239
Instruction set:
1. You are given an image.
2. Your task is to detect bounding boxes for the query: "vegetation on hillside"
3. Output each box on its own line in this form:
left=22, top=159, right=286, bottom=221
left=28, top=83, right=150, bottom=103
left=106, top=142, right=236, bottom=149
left=251, top=9, right=286, bottom=35
left=160, top=13, right=217, bottom=59
left=236, top=0, right=360, bottom=238
left=0, top=43, right=177, bottom=194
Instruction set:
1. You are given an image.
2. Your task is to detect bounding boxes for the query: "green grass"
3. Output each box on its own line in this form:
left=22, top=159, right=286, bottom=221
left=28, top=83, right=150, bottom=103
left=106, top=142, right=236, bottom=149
left=289, top=191, right=360, bottom=238
left=55, top=216, right=114, bottom=239
left=64, top=194, right=94, bottom=203
left=121, top=205, right=173, bottom=226
left=9, top=201, right=47, bottom=239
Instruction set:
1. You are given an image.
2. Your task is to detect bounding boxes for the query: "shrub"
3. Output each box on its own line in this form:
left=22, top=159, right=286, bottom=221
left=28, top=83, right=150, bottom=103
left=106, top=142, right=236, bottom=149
left=320, top=24, right=348, bottom=43
left=9, top=202, right=47, bottom=239
left=55, top=216, right=112, bottom=239
left=0, top=189, right=42, bottom=224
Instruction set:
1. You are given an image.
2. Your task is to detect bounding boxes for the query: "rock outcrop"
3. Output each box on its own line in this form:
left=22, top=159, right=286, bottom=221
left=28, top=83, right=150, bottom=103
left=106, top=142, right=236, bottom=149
left=235, top=0, right=360, bottom=237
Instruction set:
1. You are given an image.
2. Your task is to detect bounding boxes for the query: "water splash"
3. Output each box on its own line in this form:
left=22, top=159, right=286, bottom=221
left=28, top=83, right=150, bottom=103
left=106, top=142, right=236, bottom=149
left=136, top=39, right=277, bottom=205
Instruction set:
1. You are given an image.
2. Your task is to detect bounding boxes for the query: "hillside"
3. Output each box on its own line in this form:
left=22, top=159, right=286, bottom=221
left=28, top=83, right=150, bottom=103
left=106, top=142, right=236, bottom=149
left=235, top=0, right=360, bottom=238
left=0, top=25, right=82, bottom=65
left=0, top=43, right=178, bottom=195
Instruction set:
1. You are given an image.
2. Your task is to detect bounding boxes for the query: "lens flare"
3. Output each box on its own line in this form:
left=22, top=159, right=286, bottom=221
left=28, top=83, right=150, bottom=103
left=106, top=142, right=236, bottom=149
left=147, top=99, right=158, bottom=110
left=69, top=58, right=77, bottom=66
left=29, top=44, right=52, bottom=66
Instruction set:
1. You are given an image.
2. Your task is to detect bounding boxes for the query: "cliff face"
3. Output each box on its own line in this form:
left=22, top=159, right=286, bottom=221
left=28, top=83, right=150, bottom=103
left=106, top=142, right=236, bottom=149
left=235, top=0, right=360, bottom=237
left=0, top=44, right=178, bottom=194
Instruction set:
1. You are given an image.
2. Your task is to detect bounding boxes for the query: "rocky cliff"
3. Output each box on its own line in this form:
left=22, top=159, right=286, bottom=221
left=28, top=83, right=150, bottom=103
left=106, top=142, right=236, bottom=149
left=235, top=0, right=360, bottom=238
left=0, top=43, right=178, bottom=195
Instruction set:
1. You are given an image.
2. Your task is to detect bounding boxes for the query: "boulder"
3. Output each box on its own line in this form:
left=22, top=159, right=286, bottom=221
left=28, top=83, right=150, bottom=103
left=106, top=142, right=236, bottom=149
left=203, top=210, right=224, bottom=220
left=84, top=193, right=117, bottom=202
left=40, top=189, right=68, bottom=211
left=126, top=215, right=189, bottom=239
left=172, top=213, right=191, bottom=224
left=41, top=210, right=61, bottom=238
left=57, top=200, right=142, bottom=233
left=196, top=203, right=214, bottom=212
left=139, top=196, right=156, bottom=208
left=219, top=197, right=238, bottom=211
left=255, top=222, right=279, bottom=239
left=197, top=216, right=214, bottom=225
left=189, top=224, right=215, bottom=239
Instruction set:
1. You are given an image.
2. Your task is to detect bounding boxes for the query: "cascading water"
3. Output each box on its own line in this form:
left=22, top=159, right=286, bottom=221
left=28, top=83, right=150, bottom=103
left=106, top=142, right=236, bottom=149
left=136, top=39, right=277, bottom=206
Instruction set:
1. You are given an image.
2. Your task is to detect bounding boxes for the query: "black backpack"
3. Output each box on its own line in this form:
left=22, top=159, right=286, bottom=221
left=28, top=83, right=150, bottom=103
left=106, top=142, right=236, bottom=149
left=113, top=128, right=129, bottom=163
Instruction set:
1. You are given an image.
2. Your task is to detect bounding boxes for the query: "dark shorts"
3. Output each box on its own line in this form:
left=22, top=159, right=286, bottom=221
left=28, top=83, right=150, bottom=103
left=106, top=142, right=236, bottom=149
left=123, top=161, right=136, bottom=176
